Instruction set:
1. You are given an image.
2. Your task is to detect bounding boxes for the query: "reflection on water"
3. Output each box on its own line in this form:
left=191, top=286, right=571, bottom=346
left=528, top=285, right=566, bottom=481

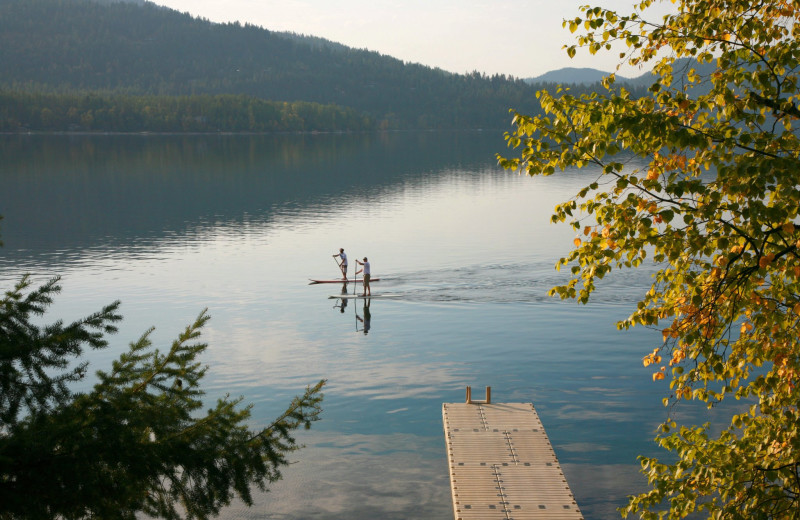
left=227, top=432, right=453, bottom=520
left=0, top=133, right=727, bottom=520
left=0, top=132, right=506, bottom=258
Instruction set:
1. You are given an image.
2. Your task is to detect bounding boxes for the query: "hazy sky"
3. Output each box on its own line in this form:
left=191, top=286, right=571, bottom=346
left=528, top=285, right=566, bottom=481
left=150, top=0, right=671, bottom=79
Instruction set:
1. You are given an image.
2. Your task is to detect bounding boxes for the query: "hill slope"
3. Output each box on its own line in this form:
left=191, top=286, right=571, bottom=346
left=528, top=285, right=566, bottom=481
left=0, top=0, right=543, bottom=129
left=527, top=67, right=616, bottom=85
left=526, top=67, right=656, bottom=86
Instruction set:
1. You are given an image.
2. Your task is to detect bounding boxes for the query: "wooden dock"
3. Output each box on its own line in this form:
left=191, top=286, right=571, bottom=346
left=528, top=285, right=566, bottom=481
left=442, top=388, right=583, bottom=520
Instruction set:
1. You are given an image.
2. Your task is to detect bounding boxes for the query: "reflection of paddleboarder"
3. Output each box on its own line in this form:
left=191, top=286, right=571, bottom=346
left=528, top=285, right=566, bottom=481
left=357, top=299, right=371, bottom=334
left=339, top=283, right=348, bottom=313
left=333, top=248, right=348, bottom=279
left=355, top=257, right=371, bottom=296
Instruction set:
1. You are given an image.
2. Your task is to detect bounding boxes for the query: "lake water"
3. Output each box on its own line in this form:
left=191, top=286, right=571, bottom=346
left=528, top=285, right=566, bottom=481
left=0, top=132, right=720, bottom=519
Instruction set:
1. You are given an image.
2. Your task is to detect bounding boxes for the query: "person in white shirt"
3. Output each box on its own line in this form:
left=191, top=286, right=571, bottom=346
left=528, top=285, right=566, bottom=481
left=355, top=257, right=371, bottom=296
left=333, top=248, right=348, bottom=279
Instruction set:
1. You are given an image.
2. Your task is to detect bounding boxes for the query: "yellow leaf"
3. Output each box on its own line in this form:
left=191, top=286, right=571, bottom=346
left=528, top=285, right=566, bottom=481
left=653, top=372, right=665, bottom=381
left=573, top=237, right=582, bottom=247
left=671, top=349, right=686, bottom=365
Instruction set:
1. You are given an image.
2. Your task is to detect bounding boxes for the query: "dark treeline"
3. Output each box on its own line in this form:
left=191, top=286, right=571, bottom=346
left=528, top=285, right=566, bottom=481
left=0, top=90, right=372, bottom=133
left=0, top=0, right=547, bottom=130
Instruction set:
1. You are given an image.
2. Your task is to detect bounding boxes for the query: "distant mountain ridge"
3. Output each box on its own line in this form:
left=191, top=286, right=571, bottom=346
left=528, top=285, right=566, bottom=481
left=526, top=67, right=655, bottom=86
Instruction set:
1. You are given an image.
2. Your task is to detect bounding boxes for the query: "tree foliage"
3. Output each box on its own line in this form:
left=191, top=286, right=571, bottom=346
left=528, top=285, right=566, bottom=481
left=500, top=0, right=800, bottom=517
left=0, top=274, right=325, bottom=519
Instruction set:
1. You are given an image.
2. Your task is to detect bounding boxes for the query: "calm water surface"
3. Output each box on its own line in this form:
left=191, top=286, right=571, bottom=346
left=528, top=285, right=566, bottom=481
left=0, top=133, right=719, bottom=519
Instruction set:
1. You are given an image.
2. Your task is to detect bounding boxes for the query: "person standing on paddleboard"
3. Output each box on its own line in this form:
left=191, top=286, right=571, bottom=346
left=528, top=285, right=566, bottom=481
left=333, top=248, right=348, bottom=279
left=355, top=257, right=371, bottom=296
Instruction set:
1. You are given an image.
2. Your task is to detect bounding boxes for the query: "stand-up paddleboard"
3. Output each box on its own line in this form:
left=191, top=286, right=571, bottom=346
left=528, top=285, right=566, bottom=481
left=309, top=278, right=381, bottom=284
left=328, top=293, right=399, bottom=299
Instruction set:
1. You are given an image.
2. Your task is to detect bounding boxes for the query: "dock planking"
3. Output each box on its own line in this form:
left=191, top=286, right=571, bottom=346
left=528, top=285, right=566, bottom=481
left=442, top=388, right=584, bottom=520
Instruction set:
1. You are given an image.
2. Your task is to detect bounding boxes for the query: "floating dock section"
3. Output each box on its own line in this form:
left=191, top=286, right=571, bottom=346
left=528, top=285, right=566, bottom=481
left=442, top=387, right=583, bottom=520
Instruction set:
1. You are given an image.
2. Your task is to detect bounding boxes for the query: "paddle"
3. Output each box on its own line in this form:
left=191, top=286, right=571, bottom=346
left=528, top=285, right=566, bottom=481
left=333, top=254, right=344, bottom=280
left=354, top=256, right=360, bottom=295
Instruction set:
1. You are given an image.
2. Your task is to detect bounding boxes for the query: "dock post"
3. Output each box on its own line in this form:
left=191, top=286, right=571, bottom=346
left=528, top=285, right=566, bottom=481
left=465, top=386, right=491, bottom=404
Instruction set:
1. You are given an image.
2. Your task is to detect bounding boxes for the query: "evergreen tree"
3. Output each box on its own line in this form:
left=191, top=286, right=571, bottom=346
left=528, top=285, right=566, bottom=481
left=0, top=271, right=325, bottom=519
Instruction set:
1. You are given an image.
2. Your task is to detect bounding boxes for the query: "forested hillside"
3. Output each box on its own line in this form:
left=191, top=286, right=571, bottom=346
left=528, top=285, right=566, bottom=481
left=0, top=0, right=547, bottom=131
left=0, top=91, right=373, bottom=133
